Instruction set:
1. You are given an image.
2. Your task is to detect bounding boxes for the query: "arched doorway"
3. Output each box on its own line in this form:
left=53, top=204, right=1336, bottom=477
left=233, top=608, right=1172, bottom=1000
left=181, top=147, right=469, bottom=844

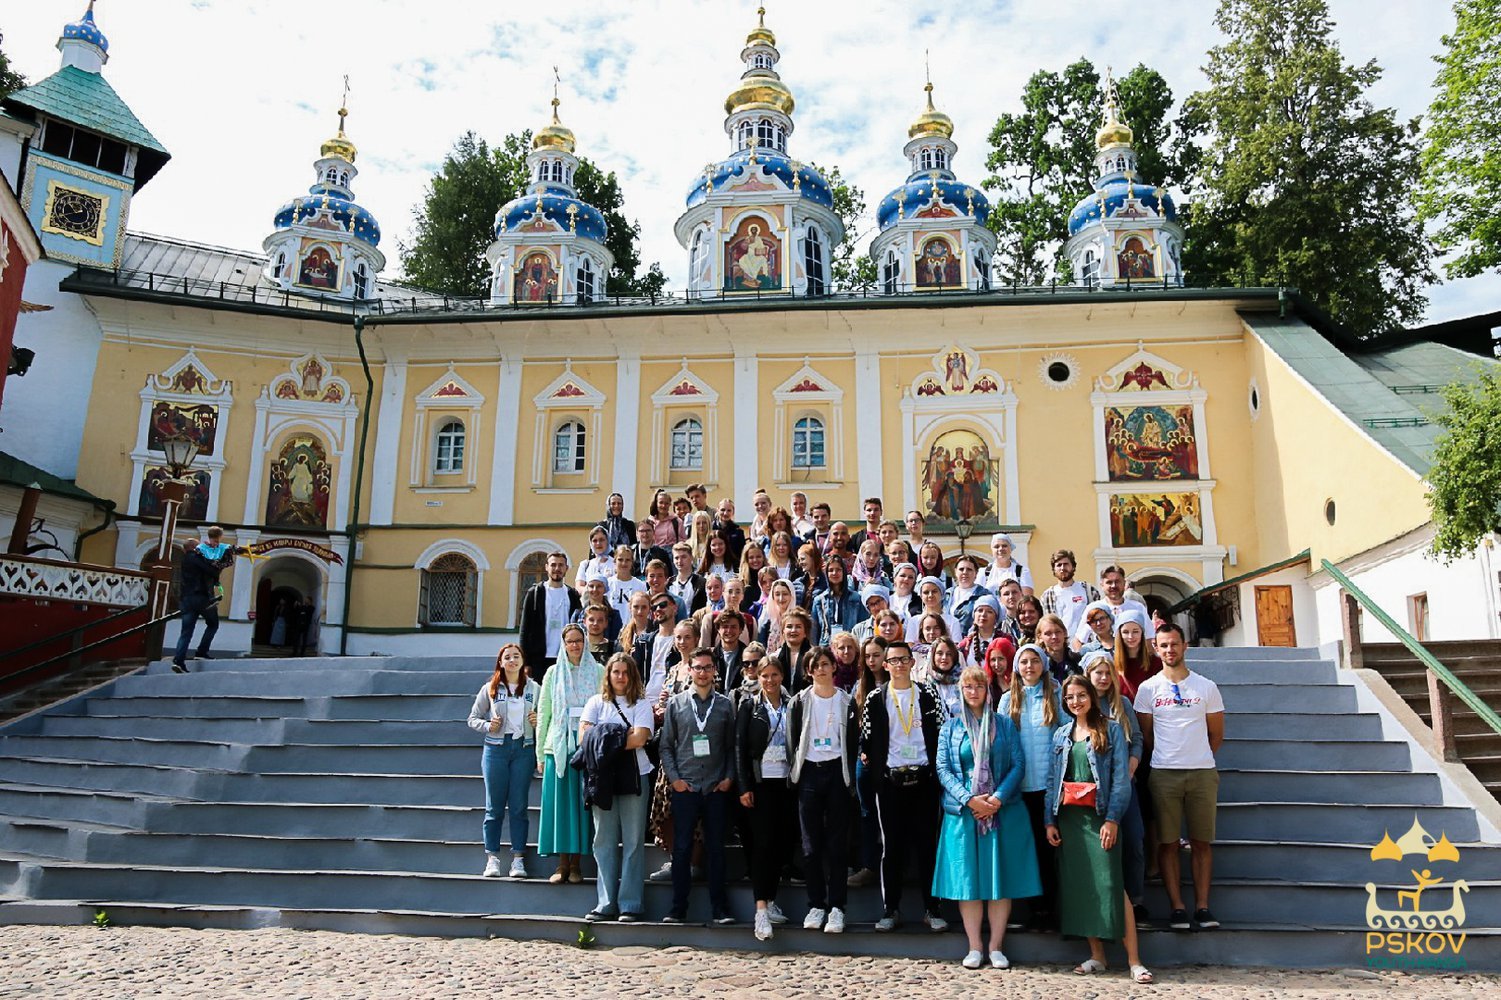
left=252, top=555, right=325, bottom=654
left=1131, top=572, right=1195, bottom=636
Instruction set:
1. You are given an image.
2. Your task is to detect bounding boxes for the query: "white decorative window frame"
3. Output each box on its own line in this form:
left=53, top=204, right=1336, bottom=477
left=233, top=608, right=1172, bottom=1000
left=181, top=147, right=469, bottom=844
left=127, top=349, right=234, bottom=520
left=650, top=360, right=720, bottom=486
left=411, top=365, right=485, bottom=489
left=242, top=355, right=358, bottom=532
left=771, top=359, right=845, bottom=485
left=532, top=361, right=606, bottom=491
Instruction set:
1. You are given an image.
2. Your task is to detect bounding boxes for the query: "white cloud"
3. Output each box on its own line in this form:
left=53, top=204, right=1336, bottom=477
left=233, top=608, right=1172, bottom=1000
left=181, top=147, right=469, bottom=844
left=5, top=0, right=1493, bottom=322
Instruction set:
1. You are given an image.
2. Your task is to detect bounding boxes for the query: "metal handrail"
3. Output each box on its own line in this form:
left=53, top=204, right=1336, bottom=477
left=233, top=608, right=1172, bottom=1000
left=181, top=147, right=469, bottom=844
left=1, top=608, right=178, bottom=692
left=3, top=601, right=151, bottom=663
left=1322, top=558, right=1501, bottom=735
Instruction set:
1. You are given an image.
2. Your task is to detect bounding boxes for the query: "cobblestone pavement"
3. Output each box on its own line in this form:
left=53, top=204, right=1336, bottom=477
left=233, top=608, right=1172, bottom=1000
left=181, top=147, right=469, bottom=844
left=0, top=926, right=1493, bottom=999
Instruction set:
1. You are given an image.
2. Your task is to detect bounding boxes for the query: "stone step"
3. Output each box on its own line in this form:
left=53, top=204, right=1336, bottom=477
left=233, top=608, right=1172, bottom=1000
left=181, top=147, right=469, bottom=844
left=43, top=715, right=475, bottom=744
left=111, top=670, right=487, bottom=699
left=1214, top=738, right=1410, bottom=771
left=1185, top=647, right=1325, bottom=661
left=167, top=655, right=499, bottom=674
left=0, top=736, right=483, bottom=776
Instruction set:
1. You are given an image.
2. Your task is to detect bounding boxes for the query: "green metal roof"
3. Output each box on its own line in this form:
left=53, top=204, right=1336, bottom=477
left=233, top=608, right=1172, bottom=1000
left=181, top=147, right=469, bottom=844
left=1242, top=312, right=1500, bottom=478
left=4, top=66, right=169, bottom=186
left=0, top=450, right=112, bottom=510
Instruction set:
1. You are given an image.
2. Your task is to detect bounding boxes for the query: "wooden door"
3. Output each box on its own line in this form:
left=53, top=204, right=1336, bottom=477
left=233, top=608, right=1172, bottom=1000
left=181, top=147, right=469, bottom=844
left=1254, top=585, right=1297, bottom=647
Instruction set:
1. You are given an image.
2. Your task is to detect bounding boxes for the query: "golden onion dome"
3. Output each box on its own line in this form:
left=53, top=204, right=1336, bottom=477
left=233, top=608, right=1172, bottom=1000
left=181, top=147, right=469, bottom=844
left=746, top=6, right=776, bottom=47
left=1096, top=69, right=1133, bottom=149
left=320, top=108, right=358, bottom=162
left=724, top=73, right=795, bottom=117
left=533, top=98, right=577, bottom=153
left=908, top=82, right=954, bottom=140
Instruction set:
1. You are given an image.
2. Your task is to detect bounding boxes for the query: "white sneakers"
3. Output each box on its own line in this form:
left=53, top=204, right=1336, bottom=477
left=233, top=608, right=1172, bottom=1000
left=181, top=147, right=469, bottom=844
left=754, top=909, right=774, bottom=941
left=962, top=950, right=984, bottom=969
left=765, top=901, right=788, bottom=925
left=508, top=854, right=527, bottom=879
left=990, top=951, right=1009, bottom=969
left=963, top=949, right=1009, bottom=970
left=924, top=911, right=949, bottom=932
left=803, top=907, right=826, bottom=930
left=824, top=908, right=846, bottom=934
left=482, top=854, right=504, bottom=878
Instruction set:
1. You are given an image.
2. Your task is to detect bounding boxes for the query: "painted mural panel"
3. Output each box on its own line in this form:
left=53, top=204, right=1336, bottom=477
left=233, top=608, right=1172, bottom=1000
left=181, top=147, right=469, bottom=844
left=297, top=246, right=339, bottom=289
left=147, top=401, right=219, bottom=457
left=139, top=467, right=211, bottom=521
left=266, top=435, right=331, bottom=529
left=1105, top=405, right=1197, bottom=481
left=1109, top=493, right=1203, bottom=547
left=916, top=237, right=961, bottom=288
left=724, top=218, right=781, bottom=291
left=1117, top=236, right=1155, bottom=279
left=920, top=428, right=997, bottom=529
left=514, top=251, right=559, bottom=302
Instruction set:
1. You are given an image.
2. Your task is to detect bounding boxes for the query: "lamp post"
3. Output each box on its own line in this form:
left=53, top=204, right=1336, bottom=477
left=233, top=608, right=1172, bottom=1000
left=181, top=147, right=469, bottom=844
left=955, top=517, right=975, bottom=559
left=146, top=435, right=200, bottom=656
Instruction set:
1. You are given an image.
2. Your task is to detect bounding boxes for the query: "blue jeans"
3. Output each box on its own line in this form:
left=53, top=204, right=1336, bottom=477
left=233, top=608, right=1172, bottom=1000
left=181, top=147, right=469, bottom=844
left=482, top=739, right=533, bottom=853
left=1121, top=779, right=1146, bottom=903
left=671, top=788, right=729, bottom=916
left=592, top=782, right=650, bottom=915
left=173, top=594, right=219, bottom=664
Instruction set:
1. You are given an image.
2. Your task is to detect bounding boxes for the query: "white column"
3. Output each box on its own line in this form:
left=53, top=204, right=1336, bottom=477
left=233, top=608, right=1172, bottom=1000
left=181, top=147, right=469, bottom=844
left=228, top=528, right=260, bottom=620
left=488, top=357, right=524, bottom=525
left=854, top=351, right=884, bottom=504
left=900, top=397, right=917, bottom=516
left=368, top=360, right=407, bottom=525
left=733, top=349, right=758, bottom=510
left=612, top=353, right=641, bottom=512
left=241, top=398, right=271, bottom=527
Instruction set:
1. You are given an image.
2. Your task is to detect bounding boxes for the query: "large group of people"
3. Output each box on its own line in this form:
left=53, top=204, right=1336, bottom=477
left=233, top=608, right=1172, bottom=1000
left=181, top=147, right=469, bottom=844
left=469, top=488, right=1227, bottom=980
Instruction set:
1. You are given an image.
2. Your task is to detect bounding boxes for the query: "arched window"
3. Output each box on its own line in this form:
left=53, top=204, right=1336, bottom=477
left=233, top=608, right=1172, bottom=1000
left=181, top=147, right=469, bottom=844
left=689, top=228, right=707, bottom=283
left=752, top=52, right=772, bottom=69
left=920, top=148, right=933, bottom=171
left=1082, top=249, right=1099, bottom=288
left=434, top=419, right=465, bottom=474
left=757, top=118, right=776, bottom=149
left=420, top=552, right=477, bottom=626
left=325, top=167, right=338, bottom=184
left=273, top=252, right=287, bottom=280
left=339, top=171, right=349, bottom=186
left=791, top=416, right=825, bottom=468
left=553, top=420, right=586, bottom=473
left=737, top=120, right=753, bottom=149
left=514, top=551, right=548, bottom=623
left=353, top=262, right=369, bottom=298
left=670, top=417, right=703, bottom=470
left=883, top=248, right=901, bottom=294
left=576, top=257, right=595, bottom=304
left=934, top=148, right=947, bottom=170
left=803, top=226, right=825, bottom=296
left=974, top=251, right=990, bottom=290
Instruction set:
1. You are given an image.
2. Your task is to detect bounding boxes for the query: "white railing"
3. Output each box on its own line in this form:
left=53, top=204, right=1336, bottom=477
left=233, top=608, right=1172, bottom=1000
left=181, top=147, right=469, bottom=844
left=0, top=554, right=151, bottom=609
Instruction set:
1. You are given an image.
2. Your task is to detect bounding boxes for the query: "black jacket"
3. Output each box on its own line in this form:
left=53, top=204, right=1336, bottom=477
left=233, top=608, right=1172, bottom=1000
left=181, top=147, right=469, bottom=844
left=629, top=543, right=670, bottom=578
left=518, top=582, right=582, bottom=673
left=631, top=627, right=684, bottom=695
left=569, top=720, right=639, bottom=810
left=179, top=546, right=231, bottom=601
left=713, top=643, right=746, bottom=694
left=597, top=514, right=637, bottom=552
left=775, top=642, right=817, bottom=694
left=714, top=519, right=747, bottom=567
left=735, top=691, right=792, bottom=787
left=671, top=573, right=708, bottom=614
left=860, top=683, right=945, bottom=790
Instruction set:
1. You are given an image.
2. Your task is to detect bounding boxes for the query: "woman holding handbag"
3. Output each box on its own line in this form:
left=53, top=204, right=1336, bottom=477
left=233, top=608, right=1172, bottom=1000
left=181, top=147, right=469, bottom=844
left=579, top=653, right=654, bottom=922
left=1045, top=675, right=1151, bottom=984
left=933, top=667, right=1040, bottom=969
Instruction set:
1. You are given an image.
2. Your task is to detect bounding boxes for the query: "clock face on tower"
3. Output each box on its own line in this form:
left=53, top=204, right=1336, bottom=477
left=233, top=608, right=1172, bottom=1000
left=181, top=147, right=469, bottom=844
left=41, top=180, right=109, bottom=247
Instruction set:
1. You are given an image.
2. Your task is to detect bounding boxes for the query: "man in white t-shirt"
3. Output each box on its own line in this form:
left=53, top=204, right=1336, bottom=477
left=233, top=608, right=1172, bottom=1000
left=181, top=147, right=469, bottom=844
left=977, top=532, right=1034, bottom=594
left=1133, top=623, right=1224, bottom=933
left=518, top=552, right=581, bottom=679
left=1040, top=548, right=1102, bottom=637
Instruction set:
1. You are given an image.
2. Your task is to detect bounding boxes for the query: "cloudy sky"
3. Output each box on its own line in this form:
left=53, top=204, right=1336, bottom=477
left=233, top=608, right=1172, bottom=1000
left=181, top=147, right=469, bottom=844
left=6, top=0, right=1494, bottom=322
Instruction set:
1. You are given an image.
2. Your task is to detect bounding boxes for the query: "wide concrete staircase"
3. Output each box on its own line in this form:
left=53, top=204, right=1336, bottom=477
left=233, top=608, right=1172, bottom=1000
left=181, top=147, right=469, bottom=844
left=0, top=647, right=1497, bottom=968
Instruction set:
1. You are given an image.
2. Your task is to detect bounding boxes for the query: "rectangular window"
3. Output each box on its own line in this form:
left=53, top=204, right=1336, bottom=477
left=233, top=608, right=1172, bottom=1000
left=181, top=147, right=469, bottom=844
left=1409, top=593, right=1430, bottom=642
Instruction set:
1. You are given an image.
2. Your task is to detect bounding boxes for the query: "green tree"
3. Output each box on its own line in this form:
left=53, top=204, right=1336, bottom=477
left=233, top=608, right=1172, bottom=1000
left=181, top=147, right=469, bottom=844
left=399, top=130, right=658, bottom=298
left=1182, top=0, right=1433, bottom=335
left=1427, top=366, right=1501, bottom=561
left=808, top=162, right=876, bottom=290
left=981, top=59, right=1187, bottom=285
left=1417, top=0, right=1501, bottom=279
left=0, top=32, right=27, bottom=102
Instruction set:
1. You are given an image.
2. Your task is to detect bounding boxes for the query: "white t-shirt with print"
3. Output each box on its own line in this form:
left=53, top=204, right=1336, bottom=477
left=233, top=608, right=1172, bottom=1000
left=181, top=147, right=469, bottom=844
left=1133, top=670, right=1224, bottom=770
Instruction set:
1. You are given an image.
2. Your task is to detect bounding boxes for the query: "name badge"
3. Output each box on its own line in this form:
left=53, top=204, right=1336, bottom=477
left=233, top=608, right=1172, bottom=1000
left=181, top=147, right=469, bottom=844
left=692, top=735, right=711, bottom=757
left=763, top=744, right=787, bottom=765
left=896, top=743, right=923, bottom=762
left=569, top=706, right=585, bottom=718
left=812, top=737, right=833, bottom=751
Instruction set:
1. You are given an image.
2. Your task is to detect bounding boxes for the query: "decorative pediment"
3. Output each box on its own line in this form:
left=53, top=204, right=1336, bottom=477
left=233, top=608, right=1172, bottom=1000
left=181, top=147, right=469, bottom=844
left=772, top=359, right=844, bottom=402
left=651, top=360, right=720, bottom=405
left=535, top=361, right=606, bottom=409
left=415, top=365, right=486, bottom=409
left=301, top=204, right=348, bottom=233
left=908, top=345, right=1007, bottom=399
left=1096, top=346, right=1196, bottom=393
left=269, top=353, right=353, bottom=404
left=147, top=349, right=231, bottom=398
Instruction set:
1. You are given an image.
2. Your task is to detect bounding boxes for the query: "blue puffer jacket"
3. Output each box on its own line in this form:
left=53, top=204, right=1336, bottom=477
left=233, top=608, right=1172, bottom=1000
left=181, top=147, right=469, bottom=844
left=998, top=681, right=1062, bottom=793
left=1042, top=720, right=1131, bottom=825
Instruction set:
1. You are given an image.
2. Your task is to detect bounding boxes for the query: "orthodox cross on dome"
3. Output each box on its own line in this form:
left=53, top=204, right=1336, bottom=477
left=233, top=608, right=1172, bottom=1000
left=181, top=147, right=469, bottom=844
left=1101, top=66, right=1121, bottom=128
left=339, top=74, right=350, bottom=131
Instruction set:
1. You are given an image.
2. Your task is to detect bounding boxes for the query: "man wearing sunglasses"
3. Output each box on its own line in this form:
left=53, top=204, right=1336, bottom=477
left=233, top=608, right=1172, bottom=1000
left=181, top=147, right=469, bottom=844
left=630, top=596, right=682, bottom=708
left=1133, top=623, right=1224, bottom=933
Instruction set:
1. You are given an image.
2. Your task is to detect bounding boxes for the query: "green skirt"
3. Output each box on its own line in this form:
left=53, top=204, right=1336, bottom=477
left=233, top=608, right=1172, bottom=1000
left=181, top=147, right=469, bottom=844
left=1057, top=802, right=1124, bottom=939
left=538, top=755, right=591, bottom=856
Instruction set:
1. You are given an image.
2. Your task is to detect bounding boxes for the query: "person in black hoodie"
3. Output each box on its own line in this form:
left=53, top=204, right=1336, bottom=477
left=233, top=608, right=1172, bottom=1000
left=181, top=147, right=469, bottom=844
left=862, top=639, right=948, bottom=933
left=171, top=534, right=236, bottom=671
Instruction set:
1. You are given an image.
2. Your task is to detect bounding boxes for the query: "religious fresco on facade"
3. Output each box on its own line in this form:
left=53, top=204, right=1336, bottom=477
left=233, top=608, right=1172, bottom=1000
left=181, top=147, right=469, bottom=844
left=920, top=428, right=997, bottom=529
left=266, top=435, right=331, bottom=529
left=724, top=218, right=781, bottom=291
left=514, top=251, right=559, bottom=302
left=138, top=467, right=210, bottom=521
left=297, top=246, right=339, bottom=289
left=1105, top=405, right=1198, bottom=481
left=916, top=237, right=961, bottom=288
left=147, top=401, right=219, bottom=457
left=1117, top=236, right=1155, bottom=279
left=1109, top=492, right=1203, bottom=547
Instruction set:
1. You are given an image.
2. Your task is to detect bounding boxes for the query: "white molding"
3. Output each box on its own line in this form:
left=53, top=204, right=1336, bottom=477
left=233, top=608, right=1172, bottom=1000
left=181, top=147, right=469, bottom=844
left=650, top=360, right=720, bottom=483
left=410, top=364, right=484, bottom=489
left=129, top=348, right=236, bottom=522
left=771, top=357, right=844, bottom=488
left=612, top=354, right=641, bottom=514
left=415, top=537, right=492, bottom=572
left=369, top=360, right=407, bottom=524
left=734, top=349, right=759, bottom=509
left=488, top=358, right=525, bottom=525
left=854, top=352, right=882, bottom=501
left=532, top=361, right=606, bottom=490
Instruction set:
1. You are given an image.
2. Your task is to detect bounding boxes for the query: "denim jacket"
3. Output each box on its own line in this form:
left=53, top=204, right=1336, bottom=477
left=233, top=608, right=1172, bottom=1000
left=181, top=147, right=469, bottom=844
left=935, top=713, right=1024, bottom=817
left=1043, top=720, right=1130, bottom=825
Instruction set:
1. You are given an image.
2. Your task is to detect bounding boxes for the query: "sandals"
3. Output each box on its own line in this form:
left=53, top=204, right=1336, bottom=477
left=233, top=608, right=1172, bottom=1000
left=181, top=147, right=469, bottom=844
left=1130, top=965, right=1154, bottom=984
left=1074, top=959, right=1107, bottom=975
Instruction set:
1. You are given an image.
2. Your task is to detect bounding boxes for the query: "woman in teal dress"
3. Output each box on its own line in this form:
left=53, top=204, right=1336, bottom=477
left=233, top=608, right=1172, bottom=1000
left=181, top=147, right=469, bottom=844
left=933, top=666, right=1041, bottom=970
left=536, top=624, right=604, bottom=883
left=1044, top=675, right=1152, bottom=984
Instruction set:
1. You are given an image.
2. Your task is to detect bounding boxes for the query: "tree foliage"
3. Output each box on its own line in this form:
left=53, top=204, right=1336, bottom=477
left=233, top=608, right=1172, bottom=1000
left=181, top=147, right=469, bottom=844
left=0, top=32, right=27, bottom=102
left=808, top=162, right=876, bottom=290
left=1427, top=365, right=1501, bottom=561
left=1417, top=0, right=1501, bottom=280
left=399, top=130, right=658, bottom=298
left=1182, top=0, right=1433, bottom=335
left=981, top=59, right=1188, bottom=285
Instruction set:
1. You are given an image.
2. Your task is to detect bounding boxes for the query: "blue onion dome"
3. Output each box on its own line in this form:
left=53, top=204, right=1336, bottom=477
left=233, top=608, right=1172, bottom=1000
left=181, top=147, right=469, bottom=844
left=683, top=147, right=834, bottom=210
left=1067, top=178, right=1176, bottom=237
left=494, top=186, right=609, bottom=243
left=877, top=176, right=991, bottom=232
left=273, top=192, right=382, bottom=247
left=61, top=3, right=108, bottom=53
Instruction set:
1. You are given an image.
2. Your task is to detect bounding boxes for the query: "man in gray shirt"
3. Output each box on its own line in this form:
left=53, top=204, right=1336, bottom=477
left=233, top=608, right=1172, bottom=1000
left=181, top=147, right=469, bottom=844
left=661, top=647, right=736, bottom=924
